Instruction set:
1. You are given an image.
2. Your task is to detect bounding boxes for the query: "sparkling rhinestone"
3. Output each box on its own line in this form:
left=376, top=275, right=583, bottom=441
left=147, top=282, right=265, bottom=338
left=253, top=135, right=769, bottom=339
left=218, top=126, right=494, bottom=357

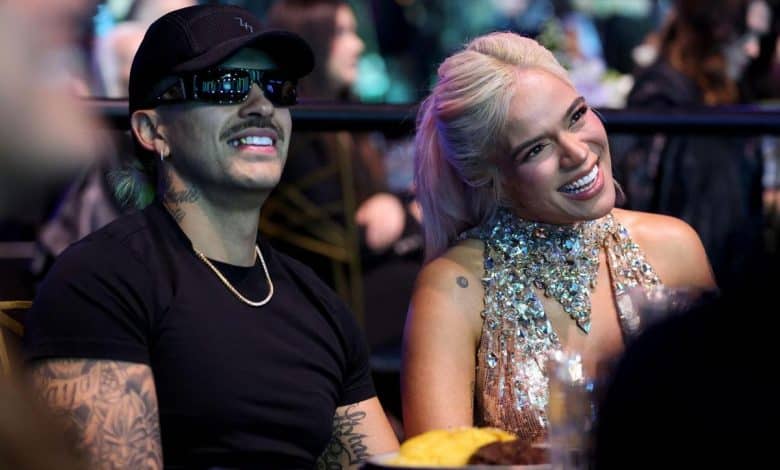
left=563, top=237, right=580, bottom=253
left=486, top=352, right=498, bottom=368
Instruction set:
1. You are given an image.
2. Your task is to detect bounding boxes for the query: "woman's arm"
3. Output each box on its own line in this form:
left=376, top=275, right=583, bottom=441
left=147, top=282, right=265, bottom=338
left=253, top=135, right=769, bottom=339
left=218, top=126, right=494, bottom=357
left=401, top=242, right=484, bottom=438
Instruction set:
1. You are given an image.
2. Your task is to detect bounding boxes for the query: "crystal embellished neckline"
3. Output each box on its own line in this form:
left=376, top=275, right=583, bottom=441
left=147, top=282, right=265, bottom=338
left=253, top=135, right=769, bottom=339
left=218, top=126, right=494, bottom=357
left=479, top=209, right=616, bottom=333
left=194, top=244, right=275, bottom=307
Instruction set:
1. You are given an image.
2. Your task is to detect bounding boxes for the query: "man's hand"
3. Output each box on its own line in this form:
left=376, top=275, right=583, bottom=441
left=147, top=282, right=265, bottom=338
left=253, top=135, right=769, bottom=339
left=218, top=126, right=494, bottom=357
left=355, top=193, right=406, bottom=252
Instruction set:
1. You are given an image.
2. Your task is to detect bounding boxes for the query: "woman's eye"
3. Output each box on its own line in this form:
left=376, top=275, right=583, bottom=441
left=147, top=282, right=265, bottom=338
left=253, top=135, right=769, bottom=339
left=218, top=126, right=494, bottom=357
left=570, top=106, right=588, bottom=126
left=524, top=143, right=545, bottom=160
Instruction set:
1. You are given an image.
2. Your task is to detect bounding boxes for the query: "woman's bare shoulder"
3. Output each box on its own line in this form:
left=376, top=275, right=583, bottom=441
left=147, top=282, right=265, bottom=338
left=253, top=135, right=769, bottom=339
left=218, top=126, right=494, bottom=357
left=612, top=208, right=716, bottom=288
left=416, top=239, right=485, bottom=289
left=612, top=208, right=697, bottom=242
left=411, top=239, right=486, bottom=332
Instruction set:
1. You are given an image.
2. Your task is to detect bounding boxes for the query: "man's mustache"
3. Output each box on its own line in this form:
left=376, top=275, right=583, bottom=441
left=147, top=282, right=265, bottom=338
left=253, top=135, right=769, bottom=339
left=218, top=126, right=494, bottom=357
left=220, top=118, right=284, bottom=142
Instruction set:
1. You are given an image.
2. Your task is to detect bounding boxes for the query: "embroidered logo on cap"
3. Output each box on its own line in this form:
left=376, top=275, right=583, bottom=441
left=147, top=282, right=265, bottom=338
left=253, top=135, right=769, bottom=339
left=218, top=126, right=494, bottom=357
left=235, top=17, right=253, bottom=33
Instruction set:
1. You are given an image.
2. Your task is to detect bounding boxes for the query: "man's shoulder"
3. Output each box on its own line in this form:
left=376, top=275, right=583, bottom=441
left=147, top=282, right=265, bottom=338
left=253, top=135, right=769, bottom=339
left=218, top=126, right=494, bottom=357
left=268, top=244, right=339, bottom=297
left=265, top=243, right=357, bottom=321
left=55, top=208, right=159, bottom=276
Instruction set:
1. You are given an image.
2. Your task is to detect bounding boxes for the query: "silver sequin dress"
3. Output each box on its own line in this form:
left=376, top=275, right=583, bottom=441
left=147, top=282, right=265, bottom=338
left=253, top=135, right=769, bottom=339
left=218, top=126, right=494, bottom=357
left=467, top=209, right=662, bottom=442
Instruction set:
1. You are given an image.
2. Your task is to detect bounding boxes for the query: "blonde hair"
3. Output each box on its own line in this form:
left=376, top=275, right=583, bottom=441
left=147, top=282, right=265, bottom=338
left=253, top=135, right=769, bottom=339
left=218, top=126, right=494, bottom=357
left=414, top=32, right=571, bottom=262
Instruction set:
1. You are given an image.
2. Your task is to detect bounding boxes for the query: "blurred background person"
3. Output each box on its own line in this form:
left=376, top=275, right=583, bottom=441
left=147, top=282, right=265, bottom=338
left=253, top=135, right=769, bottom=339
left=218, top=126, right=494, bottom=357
left=1, top=0, right=104, bottom=300
left=0, top=1, right=102, bottom=468
left=0, top=0, right=101, bottom=221
left=92, top=21, right=145, bottom=98
left=264, top=0, right=423, bottom=354
left=738, top=1, right=780, bottom=256
left=32, top=0, right=198, bottom=280
left=613, top=0, right=772, bottom=291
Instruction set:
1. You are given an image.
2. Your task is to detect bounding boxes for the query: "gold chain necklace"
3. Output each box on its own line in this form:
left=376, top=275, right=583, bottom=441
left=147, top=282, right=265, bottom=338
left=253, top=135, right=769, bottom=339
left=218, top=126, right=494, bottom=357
left=194, top=245, right=274, bottom=307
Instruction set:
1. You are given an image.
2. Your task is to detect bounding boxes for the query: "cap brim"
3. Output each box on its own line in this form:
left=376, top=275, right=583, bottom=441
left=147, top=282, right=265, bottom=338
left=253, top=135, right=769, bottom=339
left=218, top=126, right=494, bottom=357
left=172, top=30, right=314, bottom=78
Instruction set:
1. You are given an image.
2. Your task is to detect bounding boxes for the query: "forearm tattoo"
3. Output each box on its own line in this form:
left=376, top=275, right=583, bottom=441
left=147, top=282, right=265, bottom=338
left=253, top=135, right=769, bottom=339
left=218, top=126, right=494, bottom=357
left=161, top=166, right=200, bottom=222
left=317, top=405, right=371, bottom=470
left=456, top=276, right=469, bottom=288
left=30, top=359, right=163, bottom=470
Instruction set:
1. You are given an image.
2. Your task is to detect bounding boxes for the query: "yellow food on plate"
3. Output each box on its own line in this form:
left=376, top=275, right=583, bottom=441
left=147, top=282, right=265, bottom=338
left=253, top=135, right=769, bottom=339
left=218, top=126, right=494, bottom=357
left=390, top=427, right=517, bottom=467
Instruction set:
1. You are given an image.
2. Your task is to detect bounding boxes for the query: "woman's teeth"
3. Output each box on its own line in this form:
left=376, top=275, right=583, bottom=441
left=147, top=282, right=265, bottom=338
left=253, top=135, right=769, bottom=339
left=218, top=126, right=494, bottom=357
left=560, top=165, right=599, bottom=194
left=229, top=136, right=273, bottom=147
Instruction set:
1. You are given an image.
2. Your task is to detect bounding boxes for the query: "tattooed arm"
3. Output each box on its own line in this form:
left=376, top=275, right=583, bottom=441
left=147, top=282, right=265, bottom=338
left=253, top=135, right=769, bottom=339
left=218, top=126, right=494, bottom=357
left=29, top=359, right=162, bottom=470
left=317, top=397, right=399, bottom=470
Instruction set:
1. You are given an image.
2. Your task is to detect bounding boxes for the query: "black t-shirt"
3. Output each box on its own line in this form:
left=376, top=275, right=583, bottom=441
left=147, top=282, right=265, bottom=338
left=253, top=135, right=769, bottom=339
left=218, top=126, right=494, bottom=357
left=24, top=201, right=375, bottom=469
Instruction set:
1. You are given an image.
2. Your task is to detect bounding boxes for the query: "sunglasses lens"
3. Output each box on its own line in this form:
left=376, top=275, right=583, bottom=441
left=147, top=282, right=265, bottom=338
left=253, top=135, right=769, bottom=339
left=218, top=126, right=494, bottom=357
left=196, top=69, right=252, bottom=103
left=263, top=78, right=298, bottom=106
left=193, top=69, right=298, bottom=106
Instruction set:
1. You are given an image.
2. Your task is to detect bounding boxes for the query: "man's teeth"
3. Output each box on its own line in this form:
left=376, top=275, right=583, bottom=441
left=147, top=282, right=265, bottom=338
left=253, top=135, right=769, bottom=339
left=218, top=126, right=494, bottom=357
left=230, top=136, right=273, bottom=147
left=560, top=165, right=599, bottom=194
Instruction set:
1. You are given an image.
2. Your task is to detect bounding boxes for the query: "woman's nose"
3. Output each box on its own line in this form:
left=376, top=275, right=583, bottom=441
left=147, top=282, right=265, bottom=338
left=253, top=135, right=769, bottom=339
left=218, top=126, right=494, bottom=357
left=559, top=132, right=589, bottom=167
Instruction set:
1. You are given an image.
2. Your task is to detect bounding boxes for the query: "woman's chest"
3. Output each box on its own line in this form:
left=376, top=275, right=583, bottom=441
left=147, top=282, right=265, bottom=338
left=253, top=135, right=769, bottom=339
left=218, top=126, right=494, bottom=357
left=539, top=259, right=625, bottom=378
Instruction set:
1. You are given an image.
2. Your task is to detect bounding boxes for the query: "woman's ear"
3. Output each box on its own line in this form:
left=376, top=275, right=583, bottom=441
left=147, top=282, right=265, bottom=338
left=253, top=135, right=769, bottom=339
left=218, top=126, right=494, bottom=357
left=130, top=110, right=167, bottom=155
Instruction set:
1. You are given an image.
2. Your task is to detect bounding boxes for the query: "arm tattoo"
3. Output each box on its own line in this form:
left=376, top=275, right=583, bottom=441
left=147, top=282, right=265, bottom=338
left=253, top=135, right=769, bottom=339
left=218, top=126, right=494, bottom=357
left=317, top=405, right=370, bottom=470
left=161, top=166, right=200, bottom=222
left=30, top=359, right=163, bottom=470
left=456, top=276, right=469, bottom=288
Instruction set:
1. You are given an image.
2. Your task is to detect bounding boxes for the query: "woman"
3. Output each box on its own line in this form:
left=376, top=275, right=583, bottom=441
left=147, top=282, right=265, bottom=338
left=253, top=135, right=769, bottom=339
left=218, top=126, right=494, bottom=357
left=615, top=0, right=768, bottom=291
left=401, top=32, right=716, bottom=443
left=265, top=0, right=422, bottom=349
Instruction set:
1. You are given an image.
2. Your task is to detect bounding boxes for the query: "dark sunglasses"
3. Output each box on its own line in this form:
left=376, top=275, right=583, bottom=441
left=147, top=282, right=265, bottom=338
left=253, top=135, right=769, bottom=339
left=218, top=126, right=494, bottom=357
left=157, top=68, right=298, bottom=106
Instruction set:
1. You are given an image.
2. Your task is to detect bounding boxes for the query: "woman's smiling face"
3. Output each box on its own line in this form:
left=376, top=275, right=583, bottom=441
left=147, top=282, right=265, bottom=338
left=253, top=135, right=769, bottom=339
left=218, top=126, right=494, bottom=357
left=496, top=67, right=615, bottom=224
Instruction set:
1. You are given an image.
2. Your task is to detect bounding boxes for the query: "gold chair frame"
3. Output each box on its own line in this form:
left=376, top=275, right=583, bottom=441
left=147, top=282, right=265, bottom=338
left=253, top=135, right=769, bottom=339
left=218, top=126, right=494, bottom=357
left=0, top=300, right=31, bottom=376
left=260, top=132, right=364, bottom=326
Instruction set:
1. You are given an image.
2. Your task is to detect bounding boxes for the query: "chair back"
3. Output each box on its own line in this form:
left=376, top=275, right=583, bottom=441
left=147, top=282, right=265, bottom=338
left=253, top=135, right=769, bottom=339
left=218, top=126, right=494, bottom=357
left=0, top=300, right=31, bottom=376
left=260, top=131, right=364, bottom=326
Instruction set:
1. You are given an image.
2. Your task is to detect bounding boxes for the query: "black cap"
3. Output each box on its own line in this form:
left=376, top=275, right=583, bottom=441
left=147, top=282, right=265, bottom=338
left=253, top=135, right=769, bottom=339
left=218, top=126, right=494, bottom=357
left=128, top=4, right=315, bottom=112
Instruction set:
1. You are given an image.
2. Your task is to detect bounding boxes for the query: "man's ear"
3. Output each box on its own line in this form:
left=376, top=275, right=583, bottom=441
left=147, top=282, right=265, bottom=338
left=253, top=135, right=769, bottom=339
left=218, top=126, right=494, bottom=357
left=131, top=110, right=168, bottom=156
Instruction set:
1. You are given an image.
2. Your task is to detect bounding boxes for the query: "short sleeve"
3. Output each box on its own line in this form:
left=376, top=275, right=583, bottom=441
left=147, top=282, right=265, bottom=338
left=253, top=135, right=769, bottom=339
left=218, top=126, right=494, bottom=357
left=24, top=237, right=157, bottom=365
left=335, top=300, right=376, bottom=406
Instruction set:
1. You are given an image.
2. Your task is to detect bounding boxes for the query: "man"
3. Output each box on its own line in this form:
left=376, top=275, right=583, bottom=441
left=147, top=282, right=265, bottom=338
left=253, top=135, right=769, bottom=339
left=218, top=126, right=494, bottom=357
left=24, top=4, right=398, bottom=469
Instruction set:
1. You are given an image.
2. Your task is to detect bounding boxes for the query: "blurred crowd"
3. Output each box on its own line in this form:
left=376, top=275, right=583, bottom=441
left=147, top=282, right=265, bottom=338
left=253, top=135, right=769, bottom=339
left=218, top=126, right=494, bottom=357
left=0, top=0, right=779, bottom=466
